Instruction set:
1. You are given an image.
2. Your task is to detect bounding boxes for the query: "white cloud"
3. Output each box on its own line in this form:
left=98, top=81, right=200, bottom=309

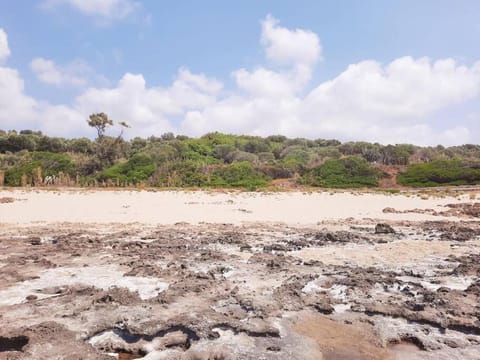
left=261, top=14, right=321, bottom=67
left=0, top=67, right=38, bottom=128
left=305, top=57, right=479, bottom=119
left=42, top=0, right=139, bottom=21
left=2, top=17, right=480, bottom=145
left=73, top=69, right=223, bottom=137
left=233, top=68, right=300, bottom=98
left=0, top=29, right=11, bottom=64
left=180, top=56, right=480, bottom=145
left=178, top=18, right=480, bottom=145
left=0, top=65, right=85, bottom=136
left=30, top=57, right=91, bottom=87
left=231, top=15, right=322, bottom=99
left=0, top=30, right=86, bottom=135
left=297, top=56, right=480, bottom=143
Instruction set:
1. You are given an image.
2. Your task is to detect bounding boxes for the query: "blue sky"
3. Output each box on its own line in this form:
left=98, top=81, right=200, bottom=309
left=0, top=0, right=480, bottom=144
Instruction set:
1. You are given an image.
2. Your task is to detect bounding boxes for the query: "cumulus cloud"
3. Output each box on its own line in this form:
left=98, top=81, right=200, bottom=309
left=3, top=17, right=480, bottom=145
left=231, top=15, right=322, bottom=99
left=0, top=67, right=38, bottom=127
left=0, top=65, right=85, bottom=136
left=0, top=30, right=85, bottom=136
left=73, top=69, right=223, bottom=137
left=30, top=58, right=91, bottom=87
left=261, top=14, right=321, bottom=68
left=0, top=28, right=11, bottom=64
left=298, top=57, right=480, bottom=143
left=42, top=0, right=140, bottom=21
left=179, top=17, right=480, bottom=145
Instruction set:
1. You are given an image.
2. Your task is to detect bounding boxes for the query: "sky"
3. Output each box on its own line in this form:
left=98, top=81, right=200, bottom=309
left=0, top=0, right=480, bottom=145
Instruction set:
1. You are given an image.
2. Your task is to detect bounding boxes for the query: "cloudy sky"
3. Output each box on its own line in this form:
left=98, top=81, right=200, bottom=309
left=1, top=0, right=480, bottom=145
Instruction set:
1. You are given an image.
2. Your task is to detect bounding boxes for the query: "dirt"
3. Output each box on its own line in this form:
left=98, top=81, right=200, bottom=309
left=0, top=219, right=479, bottom=359
left=293, top=312, right=390, bottom=360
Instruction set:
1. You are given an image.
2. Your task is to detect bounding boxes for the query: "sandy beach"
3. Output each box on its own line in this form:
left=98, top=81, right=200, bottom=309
left=0, top=189, right=476, bottom=225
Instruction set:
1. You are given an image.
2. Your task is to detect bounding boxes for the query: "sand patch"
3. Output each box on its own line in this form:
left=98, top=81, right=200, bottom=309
left=291, top=240, right=473, bottom=267
left=293, top=312, right=389, bottom=360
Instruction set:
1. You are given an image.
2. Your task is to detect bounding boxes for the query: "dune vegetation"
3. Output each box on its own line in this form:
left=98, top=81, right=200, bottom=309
left=1, top=113, right=480, bottom=189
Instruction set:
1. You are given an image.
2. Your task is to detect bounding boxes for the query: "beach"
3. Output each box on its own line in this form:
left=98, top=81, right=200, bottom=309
left=1, top=189, right=479, bottom=359
left=0, top=188, right=476, bottom=224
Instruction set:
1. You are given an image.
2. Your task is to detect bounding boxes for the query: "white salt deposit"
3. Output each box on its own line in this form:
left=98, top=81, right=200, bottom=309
left=0, top=265, right=168, bottom=306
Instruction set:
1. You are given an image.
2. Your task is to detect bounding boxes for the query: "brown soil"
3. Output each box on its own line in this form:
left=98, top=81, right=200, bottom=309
left=294, top=313, right=390, bottom=360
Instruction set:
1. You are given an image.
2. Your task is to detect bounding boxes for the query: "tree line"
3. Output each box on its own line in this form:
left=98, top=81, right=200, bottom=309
left=1, top=113, right=480, bottom=189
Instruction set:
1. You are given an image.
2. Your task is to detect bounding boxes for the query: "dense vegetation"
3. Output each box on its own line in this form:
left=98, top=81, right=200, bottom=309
left=302, top=157, right=381, bottom=188
left=1, top=114, right=480, bottom=189
left=398, top=160, right=480, bottom=187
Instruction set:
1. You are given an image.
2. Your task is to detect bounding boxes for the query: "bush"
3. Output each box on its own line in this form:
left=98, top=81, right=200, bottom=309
left=99, top=153, right=155, bottom=184
left=398, top=160, right=480, bottom=187
left=211, top=162, right=269, bottom=189
left=4, top=152, right=74, bottom=186
left=303, top=156, right=379, bottom=188
left=152, top=161, right=209, bottom=187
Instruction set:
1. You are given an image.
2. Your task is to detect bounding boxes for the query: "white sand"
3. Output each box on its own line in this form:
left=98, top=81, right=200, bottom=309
left=0, top=189, right=474, bottom=225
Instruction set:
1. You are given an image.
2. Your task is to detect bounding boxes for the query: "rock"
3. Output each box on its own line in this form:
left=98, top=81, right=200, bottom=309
left=267, top=346, right=281, bottom=352
left=375, top=223, right=395, bottom=234
left=412, top=303, right=425, bottom=312
left=303, top=259, right=323, bottom=266
left=240, top=244, right=252, bottom=252
left=29, top=237, right=42, bottom=245
left=159, top=331, right=189, bottom=349
left=440, top=226, right=477, bottom=242
left=263, top=243, right=288, bottom=252
left=312, top=297, right=335, bottom=315
left=26, top=295, right=38, bottom=301
left=313, top=303, right=334, bottom=314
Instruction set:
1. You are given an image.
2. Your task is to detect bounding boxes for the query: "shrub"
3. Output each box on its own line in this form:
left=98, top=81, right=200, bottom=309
left=398, top=160, right=480, bottom=187
left=4, top=152, right=74, bottom=186
left=303, top=156, right=379, bottom=188
left=99, top=153, right=155, bottom=184
left=211, top=162, right=269, bottom=189
left=152, top=160, right=209, bottom=187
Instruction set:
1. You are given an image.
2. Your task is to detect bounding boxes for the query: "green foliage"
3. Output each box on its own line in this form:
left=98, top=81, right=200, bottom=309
left=213, top=144, right=236, bottom=162
left=211, top=162, right=269, bottom=189
left=153, top=161, right=209, bottom=187
left=304, top=156, right=379, bottom=188
left=0, top=134, right=37, bottom=153
left=94, top=136, right=128, bottom=167
left=87, top=113, right=114, bottom=138
left=99, top=153, right=155, bottom=184
left=3, top=127, right=480, bottom=189
left=67, top=138, right=94, bottom=154
left=4, top=152, right=74, bottom=186
left=257, top=152, right=275, bottom=163
left=398, top=160, right=480, bottom=187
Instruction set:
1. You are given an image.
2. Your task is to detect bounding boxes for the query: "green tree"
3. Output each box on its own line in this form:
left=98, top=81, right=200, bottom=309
left=87, top=113, right=113, bottom=138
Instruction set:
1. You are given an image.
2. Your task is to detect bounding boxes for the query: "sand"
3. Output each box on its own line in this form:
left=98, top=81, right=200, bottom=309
left=0, top=189, right=475, bottom=225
